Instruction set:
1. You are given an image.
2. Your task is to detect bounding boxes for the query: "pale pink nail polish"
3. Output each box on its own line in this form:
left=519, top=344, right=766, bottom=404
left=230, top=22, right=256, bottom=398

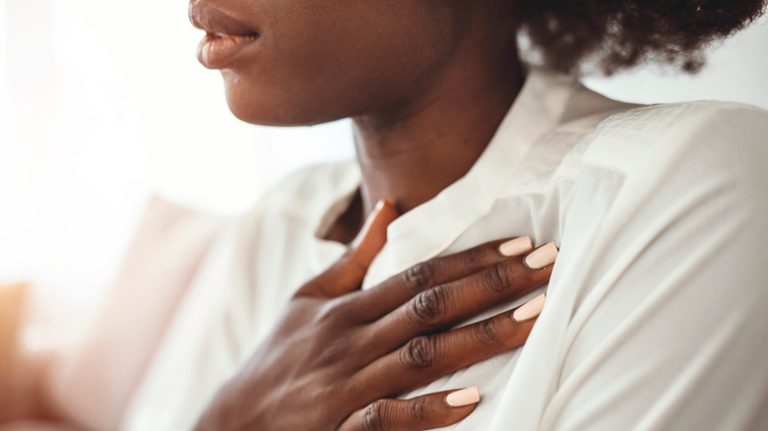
left=513, top=293, right=546, bottom=322
left=372, top=198, right=390, bottom=213
left=445, top=386, right=480, bottom=407
left=498, top=236, right=533, bottom=257
left=524, top=242, right=558, bottom=269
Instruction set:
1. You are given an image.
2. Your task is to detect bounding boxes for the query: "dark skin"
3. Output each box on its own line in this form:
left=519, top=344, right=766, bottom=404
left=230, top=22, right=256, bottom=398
left=0, top=1, right=541, bottom=430
left=197, top=202, right=554, bottom=430
left=350, top=2, right=523, bottom=226
left=192, top=0, right=523, bottom=227
left=190, top=0, right=548, bottom=430
left=5, top=0, right=764, bottom=428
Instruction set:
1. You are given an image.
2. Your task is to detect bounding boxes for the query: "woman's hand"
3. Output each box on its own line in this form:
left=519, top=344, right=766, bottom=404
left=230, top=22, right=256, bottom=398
left=196, top=200, right=557, bottom=431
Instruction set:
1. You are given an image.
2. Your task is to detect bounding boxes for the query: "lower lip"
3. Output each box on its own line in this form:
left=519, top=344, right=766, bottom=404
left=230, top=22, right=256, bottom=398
left=197, top=33, right=259, bottom=69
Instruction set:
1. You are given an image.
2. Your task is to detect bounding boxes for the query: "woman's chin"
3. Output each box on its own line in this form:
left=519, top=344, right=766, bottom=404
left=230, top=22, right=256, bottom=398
left=223, top=87, right=286, bottom=126
left=221, top=72, right=351, bottom=127
left=223, top=92, right=328, bottom=127
left=225, top=99, right=282, bottom=126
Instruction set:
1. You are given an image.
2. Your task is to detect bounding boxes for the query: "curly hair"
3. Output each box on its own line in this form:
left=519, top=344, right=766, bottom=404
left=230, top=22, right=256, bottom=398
left=518, top=0, right=768, bottom=74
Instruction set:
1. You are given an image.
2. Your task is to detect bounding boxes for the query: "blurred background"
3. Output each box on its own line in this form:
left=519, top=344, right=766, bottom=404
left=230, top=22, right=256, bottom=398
left=0, top=0, right=767, bottom=331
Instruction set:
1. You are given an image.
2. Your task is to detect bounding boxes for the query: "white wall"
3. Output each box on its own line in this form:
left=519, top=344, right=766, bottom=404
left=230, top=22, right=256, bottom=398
left=585, top=16, right=768, bottom=108
left=0, top=0, right=353, bottom=316
left=0, top=1, right=766, bottom=316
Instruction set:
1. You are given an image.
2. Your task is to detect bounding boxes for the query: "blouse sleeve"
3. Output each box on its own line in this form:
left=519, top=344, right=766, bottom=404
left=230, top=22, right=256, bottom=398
left=539, top=103, right=768, bottom=430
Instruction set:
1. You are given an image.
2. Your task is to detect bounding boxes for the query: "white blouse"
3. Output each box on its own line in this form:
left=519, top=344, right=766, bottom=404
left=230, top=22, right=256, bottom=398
left=122, top=68, right=768, bottom=430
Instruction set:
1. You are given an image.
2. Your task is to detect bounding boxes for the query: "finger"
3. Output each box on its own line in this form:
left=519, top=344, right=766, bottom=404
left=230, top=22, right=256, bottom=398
left=349, top=236, right=535, bottom=320
left=337, top=387, right=480, bottom=431
left=297, top=198, right=399, bottom=298
left=351, top=293, right=546, bottom=400
left=368, top=243, right=556, bottom=351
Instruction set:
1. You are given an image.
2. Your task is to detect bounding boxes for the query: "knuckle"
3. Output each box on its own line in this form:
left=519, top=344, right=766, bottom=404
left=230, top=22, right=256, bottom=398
left=407, top=288, right=446, bottom=326
left=484, top=261, right=517, bottom=292
left=400, top=336, right=435, bottom=369
left=402, top=262, right=435, bottom=292
left=465, top=245, right=486, bottom=265
left=409, top=397, right=429, bottom=422
left=363, top=400, right=387, bottom=431
left=475, top=318, right=500, bottom=346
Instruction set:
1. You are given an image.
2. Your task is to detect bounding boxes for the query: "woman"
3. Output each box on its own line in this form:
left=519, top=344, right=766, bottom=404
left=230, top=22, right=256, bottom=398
left=4, top=0, right=768, bottom=430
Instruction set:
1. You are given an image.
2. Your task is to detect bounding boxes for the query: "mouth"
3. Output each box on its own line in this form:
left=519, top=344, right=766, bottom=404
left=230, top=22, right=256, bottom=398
left=189, top=1, right=261, bottom=69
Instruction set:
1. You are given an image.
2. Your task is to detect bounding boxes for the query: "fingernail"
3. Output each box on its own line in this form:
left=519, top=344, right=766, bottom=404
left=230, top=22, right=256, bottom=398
left=498, top=236, right=533, bottom=257
left=513, top=293, right=546, bottom=322
left=524, top=242, right=558, bottom=269
left=446, top=386, right=480, bottom=407
left=372, top=198, right=388, bottom=213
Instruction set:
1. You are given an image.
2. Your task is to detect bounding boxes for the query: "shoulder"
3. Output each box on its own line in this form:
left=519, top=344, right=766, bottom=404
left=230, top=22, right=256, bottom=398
left=582, top=101, right=768, bottom=184
left=593, top=100, right=767, bottom=154
left=565, top=100, right=768, bottom=263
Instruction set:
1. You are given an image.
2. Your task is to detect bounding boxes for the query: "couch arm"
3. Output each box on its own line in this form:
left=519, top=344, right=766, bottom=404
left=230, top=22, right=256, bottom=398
left=0, top=283, right=35, bottom=424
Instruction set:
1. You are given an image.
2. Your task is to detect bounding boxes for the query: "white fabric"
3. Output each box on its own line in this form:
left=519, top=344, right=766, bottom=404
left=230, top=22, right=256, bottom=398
left=122, top=68, right=768, bottom=431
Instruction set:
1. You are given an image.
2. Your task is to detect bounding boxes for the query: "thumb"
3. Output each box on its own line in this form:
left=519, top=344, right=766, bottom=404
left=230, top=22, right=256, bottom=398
left=302, top=198, right=399, bottom=298
left=349, top=197, right=399, bottom=268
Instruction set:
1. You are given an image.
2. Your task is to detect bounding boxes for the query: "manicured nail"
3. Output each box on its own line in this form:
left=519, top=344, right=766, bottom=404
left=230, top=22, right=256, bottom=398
left=445, top=386, right=480, bottom=407
left=524, top=242, right=558, bottom=269
left=513, top=293, right=546, bottom=322
left=373, top=198, right=388, bottom=213
left=498, top=236, right=533, bottom=257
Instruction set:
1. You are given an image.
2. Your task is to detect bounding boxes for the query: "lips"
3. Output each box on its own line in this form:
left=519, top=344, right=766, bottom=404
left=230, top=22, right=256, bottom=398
left=189, top=1, right=261, bottom=69
left=189, top=1, right=258, bottom=36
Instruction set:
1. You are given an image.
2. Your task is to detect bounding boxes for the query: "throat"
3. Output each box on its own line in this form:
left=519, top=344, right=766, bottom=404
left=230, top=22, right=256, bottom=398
left=351, top=72, right=523, bottom=222
left=343, top=22, right=525, bottom=240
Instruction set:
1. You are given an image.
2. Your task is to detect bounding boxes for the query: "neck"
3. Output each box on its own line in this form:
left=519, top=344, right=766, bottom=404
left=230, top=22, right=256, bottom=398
left=352, top=38, right=524, bottom=219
